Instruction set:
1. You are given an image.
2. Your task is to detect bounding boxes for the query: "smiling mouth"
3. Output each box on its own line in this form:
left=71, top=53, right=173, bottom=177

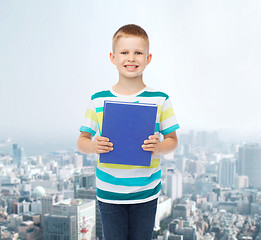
left=124, top=65, right=138, bottom=68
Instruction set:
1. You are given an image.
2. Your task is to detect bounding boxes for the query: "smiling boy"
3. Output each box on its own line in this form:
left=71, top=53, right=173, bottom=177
left=77, top=24, right=179, bottom=240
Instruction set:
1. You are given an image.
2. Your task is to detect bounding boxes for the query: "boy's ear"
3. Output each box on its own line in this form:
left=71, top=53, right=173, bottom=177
left=109, top=52, right=115, bottom=65
left=146, top=53, right=152, bottom=65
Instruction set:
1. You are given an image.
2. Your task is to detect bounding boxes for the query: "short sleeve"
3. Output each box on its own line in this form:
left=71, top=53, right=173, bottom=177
left=79, top=99, right=98, bottom=136
left=159, top=98, right=180, bottom=135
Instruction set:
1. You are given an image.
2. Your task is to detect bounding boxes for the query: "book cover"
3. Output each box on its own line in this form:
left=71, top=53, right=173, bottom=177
left=100, top=100, right=157, bottom=166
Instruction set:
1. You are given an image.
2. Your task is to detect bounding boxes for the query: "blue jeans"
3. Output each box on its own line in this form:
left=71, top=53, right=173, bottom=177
left=98, top=198, right=158, bottom=240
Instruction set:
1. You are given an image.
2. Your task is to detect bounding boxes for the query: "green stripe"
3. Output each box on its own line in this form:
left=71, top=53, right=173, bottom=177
left=160, top=124, right=180, bottom=135
left=96, top=107, right=104, bottom=113
left=155, top=123, right=160, bottom=132
left=96, top=168, right=161, bottom=186
left=91, top=91, right=116, bottom=100
left=97, top=182, right=161, bottom=201
left=137, top=91, right=169, bottom=100
left=79, top=126, right=96, bottom=136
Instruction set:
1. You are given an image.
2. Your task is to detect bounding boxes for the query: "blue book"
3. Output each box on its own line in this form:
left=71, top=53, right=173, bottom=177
left=100, top=100, right=157, bottom=166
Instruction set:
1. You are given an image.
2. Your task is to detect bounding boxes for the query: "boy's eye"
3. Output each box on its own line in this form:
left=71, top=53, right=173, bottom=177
left=121, top=52, right=128, bottom=55
left=136, top=52, right=142, bottom=55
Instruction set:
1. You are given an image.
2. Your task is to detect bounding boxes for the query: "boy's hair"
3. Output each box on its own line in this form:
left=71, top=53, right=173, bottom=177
left=112, top=24, right=149, bottom=52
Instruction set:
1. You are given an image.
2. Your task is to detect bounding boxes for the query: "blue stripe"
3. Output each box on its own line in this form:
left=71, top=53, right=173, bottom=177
left=79, top=126, right=96, bottom=136
left=96, top=168, right=161, bottom=187
left=160, top=124, right=180, bottom=135
left=97, top=182, right=161, bottom=201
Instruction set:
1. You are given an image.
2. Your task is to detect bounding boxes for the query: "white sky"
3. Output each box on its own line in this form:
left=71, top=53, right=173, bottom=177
left=0, top=0, right=261, bottom=151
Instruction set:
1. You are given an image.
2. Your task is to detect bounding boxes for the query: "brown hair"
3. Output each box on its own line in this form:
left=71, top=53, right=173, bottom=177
left=112, top=24, right=149, bottom=52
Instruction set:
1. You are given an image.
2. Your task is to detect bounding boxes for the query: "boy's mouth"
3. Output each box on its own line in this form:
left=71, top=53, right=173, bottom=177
left=124, top=65, right=139, bottom=70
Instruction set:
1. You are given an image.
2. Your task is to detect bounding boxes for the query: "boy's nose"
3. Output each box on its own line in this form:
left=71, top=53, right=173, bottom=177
left=128, top=54, right=135, bottom=61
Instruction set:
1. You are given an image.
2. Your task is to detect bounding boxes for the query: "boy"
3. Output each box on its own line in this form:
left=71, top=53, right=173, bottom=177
left=77, top=24, right=179, bottom=240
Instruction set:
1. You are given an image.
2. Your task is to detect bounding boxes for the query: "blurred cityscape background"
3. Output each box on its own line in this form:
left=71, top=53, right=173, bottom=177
left=1, top=130, right=261, bottom=239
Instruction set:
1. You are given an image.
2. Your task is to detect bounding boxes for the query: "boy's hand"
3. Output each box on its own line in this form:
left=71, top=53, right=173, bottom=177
left=142, top=134, right=160, bottom=155
left=93, top=136, right=113, bottom=154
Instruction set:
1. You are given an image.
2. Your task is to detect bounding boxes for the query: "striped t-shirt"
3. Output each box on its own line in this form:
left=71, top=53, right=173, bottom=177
left=80, top=86, right=180, bottom=204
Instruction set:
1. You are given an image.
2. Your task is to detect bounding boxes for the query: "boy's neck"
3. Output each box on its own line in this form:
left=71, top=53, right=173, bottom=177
left=112, top=75, right=146, bottom=95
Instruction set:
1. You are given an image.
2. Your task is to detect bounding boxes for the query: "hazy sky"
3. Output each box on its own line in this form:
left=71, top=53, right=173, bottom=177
left=0, top=0, right=261, bottom=153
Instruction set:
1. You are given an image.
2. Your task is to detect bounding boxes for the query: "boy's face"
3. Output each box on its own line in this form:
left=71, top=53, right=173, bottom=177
left=110, top=36, right=152, bottom=80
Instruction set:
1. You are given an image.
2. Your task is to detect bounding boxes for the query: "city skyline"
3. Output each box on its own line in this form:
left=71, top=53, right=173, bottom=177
left=1, top=129, right=261, bottom=239
left=1, top=127, right=260, bottom=156
left=1, top=1, right=261, bottom=152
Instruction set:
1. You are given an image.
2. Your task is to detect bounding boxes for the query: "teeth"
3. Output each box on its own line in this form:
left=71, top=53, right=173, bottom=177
left=125, top=66, right=137, bottom=68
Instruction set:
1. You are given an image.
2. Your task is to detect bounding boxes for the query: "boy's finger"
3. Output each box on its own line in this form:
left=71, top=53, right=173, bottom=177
left=99, top=141, right=113, bottom=146
left=142, top=147, right=154, bottom=152
left=97, top=140, right=113, bottom=146
left=99, top=144, right=113, bottom=149
left=142, top=144, right=156, bottom=149
left=144, top=139, right=158, bottom=144
left=149, top=135, right=159, bottom=140
left=97, top=149, right=112, bottom=154
left=98, top=146, right=114, bottom=151
left=96, top=136, right=110, bottom=142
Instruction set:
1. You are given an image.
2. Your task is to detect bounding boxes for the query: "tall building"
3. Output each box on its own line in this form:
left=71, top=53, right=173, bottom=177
left=44, top=214, right=77, bottom=240
left=218, top=158, right=235, bottom=188
left=73, top=153, right=83, bottom=168
left=41, top=194, right=62, bottom=216
left=235, top=176, right=249, bottom=189
left=176, top=157, right=186, bottom=173
left=12, top=144, right=22, bottom=167
left=52, top=199, right=96, bottom=240
left=187, top=160, right=205, bottom=176
left=181, top=144, right=191, bottom=157
left=238, top=144, right=261, bottom=188
left=166, top=169, right=182, bottom=202
left=154, top=196, right=172, bottom=231
left=74, top=172, right=96, bottom=196
left=76, top=188, right=103, bottom=240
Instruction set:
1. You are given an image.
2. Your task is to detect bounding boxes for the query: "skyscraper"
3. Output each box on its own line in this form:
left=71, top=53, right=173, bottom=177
left=176, top=157, right=186, bottom=174
left=76, top=188, right=103, bottom=240
left=166, top=169, right=183, bottom=202
left=238, top=144, right=261, bottom=188
left=12, top=144, right=22, bottom=167
left=218, top=158, right=235, bottom=188
left=41, top=194, right=62, bottom=216
left=52, top=199, right=96, bottom=240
